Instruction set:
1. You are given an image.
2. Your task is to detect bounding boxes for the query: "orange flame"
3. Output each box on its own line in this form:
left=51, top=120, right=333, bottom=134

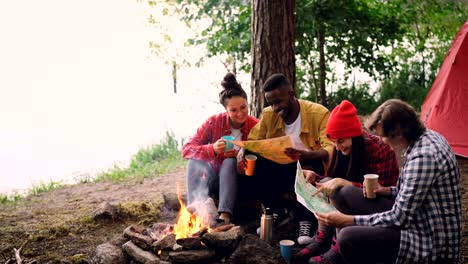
left=173, top=183, right=206, bottom=239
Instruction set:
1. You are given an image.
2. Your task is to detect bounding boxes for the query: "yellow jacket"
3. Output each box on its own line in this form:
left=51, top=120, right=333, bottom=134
left=248, top=99, right=334, bottom=157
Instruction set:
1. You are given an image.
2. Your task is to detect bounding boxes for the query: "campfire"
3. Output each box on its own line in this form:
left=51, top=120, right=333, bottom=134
left=120, top=184, right=257, bottom=264
left=172, top=183, right=211, bottom=239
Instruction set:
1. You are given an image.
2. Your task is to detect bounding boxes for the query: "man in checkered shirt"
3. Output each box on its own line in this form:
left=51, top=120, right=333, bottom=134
left=314, top=99, right=462, bottom=264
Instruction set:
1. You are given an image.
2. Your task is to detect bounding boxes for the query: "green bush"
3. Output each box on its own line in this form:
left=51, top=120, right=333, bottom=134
left=95, top=131, right=185, bottom=182
left=328, top=83, right=379, bottom=115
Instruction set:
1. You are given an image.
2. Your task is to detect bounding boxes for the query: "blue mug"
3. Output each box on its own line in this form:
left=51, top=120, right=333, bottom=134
left=222, top=135, right=235, bottom=152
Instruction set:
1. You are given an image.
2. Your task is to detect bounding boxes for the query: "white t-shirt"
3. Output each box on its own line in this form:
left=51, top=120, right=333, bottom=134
left=230, top=128, right=242, bottom=150
left=285, top=112, right=301, bottom=137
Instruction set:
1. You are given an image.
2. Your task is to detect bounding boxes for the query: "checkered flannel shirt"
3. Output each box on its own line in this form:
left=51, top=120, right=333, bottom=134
left=182, top=112, right=258, bottom=173
left=354, top=129, right=462, bottom=263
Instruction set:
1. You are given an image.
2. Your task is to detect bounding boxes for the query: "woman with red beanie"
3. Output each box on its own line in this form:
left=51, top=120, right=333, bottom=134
left=298, top=100, right=399, bottom=264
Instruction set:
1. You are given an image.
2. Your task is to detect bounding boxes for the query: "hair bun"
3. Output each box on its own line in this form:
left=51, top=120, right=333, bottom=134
left=221, top=72, right=241, bottom=91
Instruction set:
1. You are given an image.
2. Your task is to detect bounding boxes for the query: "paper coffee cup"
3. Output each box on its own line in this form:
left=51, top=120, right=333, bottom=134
left=364, top=174, right=379, bottom=199
left=279, top=240, right=294, bottom=263
left=245, top=154, right=257, bottom=176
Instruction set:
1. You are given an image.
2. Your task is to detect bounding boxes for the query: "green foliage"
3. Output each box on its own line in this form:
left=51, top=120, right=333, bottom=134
left=29, top=180, right=64, bottom=196
left=298, top=0, right=405, bottom=76
left=329, top=83, right=379, bottom=115
left=173, top=0, right=251, bottom=73
left=0, top=193, right=22, bottom=205
left=95, top=131, right=185, bottom=182
left=0, top=180, right=63, bottom=205
left=378, top=61, right=432, bottom=111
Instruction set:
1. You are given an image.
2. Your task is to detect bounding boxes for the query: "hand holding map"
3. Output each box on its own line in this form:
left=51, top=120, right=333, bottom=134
left=230, top=135, right=310, bottom=164
left=295, top=162, right=336, bottom=214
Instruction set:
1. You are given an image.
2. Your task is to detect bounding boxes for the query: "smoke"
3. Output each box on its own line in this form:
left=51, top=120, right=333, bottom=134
left=186, top=159, right=219, bottom=227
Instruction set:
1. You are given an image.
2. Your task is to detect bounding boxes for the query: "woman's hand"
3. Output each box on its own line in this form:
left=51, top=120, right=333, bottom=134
left=213, top=139, right=226, bottom=155
left=224, top=149, right=238, bottom=158
left=314, top=211, right=354, bottom=228
left=303, top=170, right=319, bottom=184
left=314, top=178, right=352, bottom=197
left=363, top=181, right=391, bottom=197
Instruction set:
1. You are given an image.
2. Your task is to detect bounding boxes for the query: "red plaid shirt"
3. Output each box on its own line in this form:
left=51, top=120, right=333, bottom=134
left=182, top=112, right=258, bottom=173
left=354, top=131, right=399, bottom=187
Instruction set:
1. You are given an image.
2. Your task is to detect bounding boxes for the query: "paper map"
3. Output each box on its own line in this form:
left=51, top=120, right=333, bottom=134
left=231, top=135, right=309, bottom=164
left=294, top=162, right=337, bottom=214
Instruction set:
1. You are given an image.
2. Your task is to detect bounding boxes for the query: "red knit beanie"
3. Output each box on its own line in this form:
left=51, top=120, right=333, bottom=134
left=326, top=100, right=363, bottom=139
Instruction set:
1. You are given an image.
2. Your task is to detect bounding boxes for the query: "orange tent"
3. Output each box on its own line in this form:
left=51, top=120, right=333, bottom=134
left=421, top=22, right=468, bottom=157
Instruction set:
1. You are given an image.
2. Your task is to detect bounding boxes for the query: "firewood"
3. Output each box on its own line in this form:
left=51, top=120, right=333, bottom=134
left=211, top=223, right=235, bottom=233
left=191, top=227, right=208, bottom=237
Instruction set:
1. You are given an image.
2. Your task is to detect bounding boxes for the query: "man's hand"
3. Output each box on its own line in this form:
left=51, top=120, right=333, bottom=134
left=213, top=139, right=226, bottom=155
left=363, top=181, right=391, bottom=197
left=303, top=170, right=319, bottom=184
left=236, top=148, right=246, bottom=174
left=313, top=178, right=352, bottom=197
left=314, top=211, right=354, bottom=228
left=284, top=147, right=304, bottom=161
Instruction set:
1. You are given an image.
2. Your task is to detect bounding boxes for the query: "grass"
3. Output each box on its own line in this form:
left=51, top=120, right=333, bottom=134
left=0, top=180, right=63, bottom=205
left=94, top=131, right=186, bottom=182
left=0, top=132, right=186, bottom=205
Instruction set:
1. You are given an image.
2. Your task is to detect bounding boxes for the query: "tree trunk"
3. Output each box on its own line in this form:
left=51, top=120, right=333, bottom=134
left=318, top=24, right=327, bottom=108
left=172, top=61, right=177, bottom=94
left=250, top=0, right=296, bottom=118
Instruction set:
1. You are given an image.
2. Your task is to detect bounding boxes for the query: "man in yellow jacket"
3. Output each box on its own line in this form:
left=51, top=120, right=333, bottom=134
left=243, top=73, right=333, bottom=244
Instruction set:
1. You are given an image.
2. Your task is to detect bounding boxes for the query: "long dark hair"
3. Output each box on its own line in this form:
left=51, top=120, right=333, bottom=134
left=219, top=73, right=247, bottom=107
left=326, top=134, right=368, bottom=183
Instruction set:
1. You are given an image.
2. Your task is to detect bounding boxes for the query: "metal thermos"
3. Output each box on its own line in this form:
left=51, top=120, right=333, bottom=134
left=260, top=207, right=273, bottom=242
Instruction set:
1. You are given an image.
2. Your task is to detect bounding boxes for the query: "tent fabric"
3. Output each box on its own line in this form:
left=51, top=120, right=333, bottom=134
left=421, top=22, right=468, bottom=158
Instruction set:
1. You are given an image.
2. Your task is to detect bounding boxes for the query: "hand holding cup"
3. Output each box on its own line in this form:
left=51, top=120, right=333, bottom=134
left=363, top=174, right=379, bottom=199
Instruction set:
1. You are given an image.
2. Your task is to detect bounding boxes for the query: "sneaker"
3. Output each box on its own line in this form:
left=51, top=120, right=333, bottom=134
left=308, top=238, right=344, bottom=264
left=297, top=221, right=314, bottom=245
left=256, top=208, right=291, bottom=235
left=297, top=229, right=333, bottom=258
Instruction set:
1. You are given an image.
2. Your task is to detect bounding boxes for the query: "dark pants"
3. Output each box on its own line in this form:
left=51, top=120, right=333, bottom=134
left=333, top=186, right=400, bottom=264
left=244, top=152, right=322, bottom=217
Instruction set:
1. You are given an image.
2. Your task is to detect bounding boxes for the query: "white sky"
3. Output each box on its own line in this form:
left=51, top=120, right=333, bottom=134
left=0, top=0, right=237, bottom=193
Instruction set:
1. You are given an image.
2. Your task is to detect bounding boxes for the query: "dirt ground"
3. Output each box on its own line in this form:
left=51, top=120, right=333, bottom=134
left=1, top=158, right=468, bottom=263
left=0, top=168, right=188, bottom=263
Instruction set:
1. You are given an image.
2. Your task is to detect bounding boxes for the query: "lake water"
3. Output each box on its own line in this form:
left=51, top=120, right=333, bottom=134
left=0, top=0, right=250, bottom=194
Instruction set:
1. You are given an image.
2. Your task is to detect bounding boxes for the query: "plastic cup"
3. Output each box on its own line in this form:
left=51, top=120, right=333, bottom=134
left=222, top=135, right=235, bottom=152
left=245, top=154, right=257, bottom=176
left=279, top=239, right=294, bottom=264
left=364, top=174, right=379, bottom=199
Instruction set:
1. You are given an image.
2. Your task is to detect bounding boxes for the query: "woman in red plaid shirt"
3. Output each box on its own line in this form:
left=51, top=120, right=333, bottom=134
left=181, top=73, right=258, bottom=225
left=298, top=100, right=399, bottom=264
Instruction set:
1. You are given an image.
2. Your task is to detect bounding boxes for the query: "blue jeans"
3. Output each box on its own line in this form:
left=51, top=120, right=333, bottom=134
left=186, top=158, right=238, bottom=215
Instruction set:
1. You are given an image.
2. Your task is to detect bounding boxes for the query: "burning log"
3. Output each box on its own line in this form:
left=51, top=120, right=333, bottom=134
left=122, top=241, right=160, bottom=264
left=211, top=223, right=235, bottom=233
left=123, top=225, right=154, bottom=250
left=148, top=223, right=174, bottom=241
left=152, top=233, right=176, bottom=252
left=201, top=226, right=242, bottom=255
left=176, top=237, right=205, bottom=250
left=190, top=227, right=208, bottom=237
